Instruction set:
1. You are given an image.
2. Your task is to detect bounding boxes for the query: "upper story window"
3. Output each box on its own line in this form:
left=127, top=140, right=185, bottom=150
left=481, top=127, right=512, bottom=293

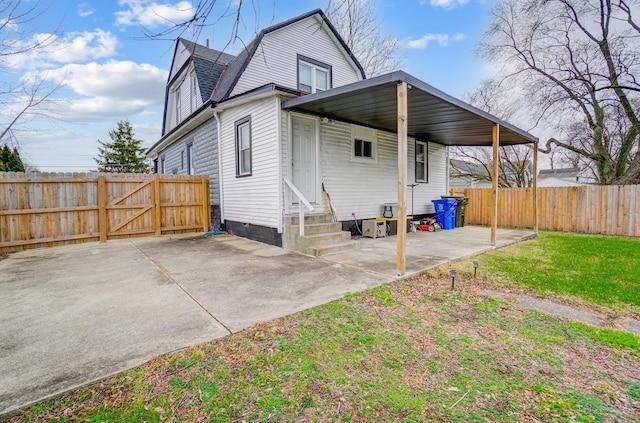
left=175, top=89, right=182, bottom=125
left=297, top=55, right=331, bottom=94
left=190, top=72, right=197, bottom=113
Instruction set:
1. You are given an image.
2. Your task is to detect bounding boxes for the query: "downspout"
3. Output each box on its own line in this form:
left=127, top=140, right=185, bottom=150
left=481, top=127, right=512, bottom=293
left=276, top=96, right=284, bottom=234
left=213, top=108, right=225, bottom=226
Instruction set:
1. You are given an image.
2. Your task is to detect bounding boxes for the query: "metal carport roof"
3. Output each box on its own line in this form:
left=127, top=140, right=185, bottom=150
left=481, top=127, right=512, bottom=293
left=282, top=70, right=537, bottom=146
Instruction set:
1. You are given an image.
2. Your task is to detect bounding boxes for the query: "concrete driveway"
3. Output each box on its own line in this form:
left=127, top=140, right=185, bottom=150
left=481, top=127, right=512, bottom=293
left=0, top=234, right=391, bottom=416
left=0, top=227, right=534, bottom=416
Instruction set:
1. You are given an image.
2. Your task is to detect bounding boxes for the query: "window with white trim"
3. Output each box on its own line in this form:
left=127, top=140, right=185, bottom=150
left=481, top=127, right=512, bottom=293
left=235, top=116, right=252, bottom=177
left=415, top=140, right=428, bottom=182
left=298, top=55, right=331, bottom=94
left=190, top=72, right=197, bottom=113
left=186, top=143, right=194, bottom=175
left=351, top=125, right=376, bottom=162
left=175, top=89, right=181, bottom=125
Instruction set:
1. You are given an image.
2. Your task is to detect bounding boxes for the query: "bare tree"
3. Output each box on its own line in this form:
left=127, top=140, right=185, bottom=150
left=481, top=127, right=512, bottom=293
left=478, top=0, right=640, bottom=185
left=451, top=78, right=535, bottom=187
left=325, top=0, right=403, bottom=77
left=0, top=0, right=61, bottom=147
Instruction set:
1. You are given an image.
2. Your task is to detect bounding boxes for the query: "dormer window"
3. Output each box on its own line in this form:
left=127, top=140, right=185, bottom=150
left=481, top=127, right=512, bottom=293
left=298, top=55, right=331, bottom=94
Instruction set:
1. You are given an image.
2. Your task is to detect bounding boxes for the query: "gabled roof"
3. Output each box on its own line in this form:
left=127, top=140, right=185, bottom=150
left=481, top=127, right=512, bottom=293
left=211, top=8, right=366, bottom=103
left=174, top=38, right=235, bottom=102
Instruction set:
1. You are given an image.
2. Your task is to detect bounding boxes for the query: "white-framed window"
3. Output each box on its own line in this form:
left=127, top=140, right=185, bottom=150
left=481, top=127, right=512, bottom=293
left=175, top=89, right=182, bottom=125
left=235, top=116, right=252, bottom=177
left=298, top=55, right=331, bottom=94
left=415, top=140, right=428, bottom=183
left=351, top=125, right=376, bottom=162
left=190, top=72, right=197, bottom=113
left=186, top=143, right=194, bottom=175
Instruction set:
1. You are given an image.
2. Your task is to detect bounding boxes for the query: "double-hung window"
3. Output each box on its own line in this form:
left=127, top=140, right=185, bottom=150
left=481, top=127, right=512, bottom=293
left=298, top=55, right=331, bottom=94
left=235, top=116, right=252, bottom=177
left=415, top=140, right=428, bottom=182
left=175, top=89, right=182, bottom=125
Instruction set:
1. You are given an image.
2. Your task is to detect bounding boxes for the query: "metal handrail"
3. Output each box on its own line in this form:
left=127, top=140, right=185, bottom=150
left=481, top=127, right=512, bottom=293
left=283, top=177, right=314, bottom=236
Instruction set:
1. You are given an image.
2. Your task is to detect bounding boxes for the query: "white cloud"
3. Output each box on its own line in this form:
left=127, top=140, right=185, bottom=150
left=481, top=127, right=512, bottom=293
left=4, top=30, right=119, bottom=69
left=404, top=32, right=465, bottom=49
left=30, top=60, right=168, bottom=103
left=115, top=0, right=196, bottom=27
left=78, top=2, right=95, bottom=17
left=23, top=60, right=168, bottom=123
left=0, top=17, right=19, bottom=31
left=421, top=0, right=470, bottom=9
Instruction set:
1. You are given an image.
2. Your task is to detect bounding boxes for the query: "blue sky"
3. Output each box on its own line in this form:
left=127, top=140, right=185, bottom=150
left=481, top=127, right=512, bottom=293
left=3, top=0, right=498, bottom=171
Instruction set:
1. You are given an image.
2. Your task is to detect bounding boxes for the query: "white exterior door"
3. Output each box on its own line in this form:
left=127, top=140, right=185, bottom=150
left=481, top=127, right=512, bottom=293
left=292, top=116, right=317, bottom=204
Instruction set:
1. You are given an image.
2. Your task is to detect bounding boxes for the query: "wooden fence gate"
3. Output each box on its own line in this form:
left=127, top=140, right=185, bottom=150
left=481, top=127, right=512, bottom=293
left=0, top=172, right=210, bottom=252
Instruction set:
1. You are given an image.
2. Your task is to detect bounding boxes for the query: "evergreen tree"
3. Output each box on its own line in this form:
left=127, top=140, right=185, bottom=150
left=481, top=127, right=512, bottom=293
left=95, top=120, right=150, bottom=173
left=0, top=144, right=25, bottom=172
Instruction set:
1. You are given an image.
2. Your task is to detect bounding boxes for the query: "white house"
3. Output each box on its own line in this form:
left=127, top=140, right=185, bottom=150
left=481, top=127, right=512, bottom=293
left=147, top=9, right=537, bottom=257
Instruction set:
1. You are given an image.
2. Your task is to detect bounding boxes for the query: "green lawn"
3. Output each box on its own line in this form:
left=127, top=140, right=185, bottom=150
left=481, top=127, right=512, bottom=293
left=474, top=232, right=640, bottom=310
left=6, top=232, right=640, bottom=422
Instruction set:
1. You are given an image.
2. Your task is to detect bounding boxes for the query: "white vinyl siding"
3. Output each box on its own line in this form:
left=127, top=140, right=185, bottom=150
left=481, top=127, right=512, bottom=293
left=154, top=118, right=220, bottom=204
left=220, top=96, right=280, bottom=227
left=232, top=15, right=362, bottom=96
left=168, top=40, right=193, bottom=82
left=315, top=119, right=447, bottom=220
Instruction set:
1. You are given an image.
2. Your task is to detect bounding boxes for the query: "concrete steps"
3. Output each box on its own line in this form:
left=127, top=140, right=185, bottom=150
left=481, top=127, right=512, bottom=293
left=284, top=214, right=359, bottom=257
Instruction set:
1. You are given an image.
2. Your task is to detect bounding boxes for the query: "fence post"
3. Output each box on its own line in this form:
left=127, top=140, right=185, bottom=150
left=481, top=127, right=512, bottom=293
left=202, top=176, right=210, bottom=232
left=154, top=175, right=162, bottom=236
left=97, top=175, right=107, bottom=242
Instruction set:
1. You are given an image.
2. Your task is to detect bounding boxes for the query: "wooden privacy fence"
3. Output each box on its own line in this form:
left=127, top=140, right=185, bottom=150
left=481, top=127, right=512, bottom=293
left=0, top=172, right=210, bottom=252
left=451, top=185, right=640, bottom=237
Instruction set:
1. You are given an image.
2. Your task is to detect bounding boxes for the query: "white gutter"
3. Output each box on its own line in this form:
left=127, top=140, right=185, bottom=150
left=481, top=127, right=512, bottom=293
left=213, top=109, right=225, bottom=226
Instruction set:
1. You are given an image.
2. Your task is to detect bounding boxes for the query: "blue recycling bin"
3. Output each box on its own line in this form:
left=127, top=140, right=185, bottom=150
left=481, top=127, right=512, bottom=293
left=432, top=198, right=457, bottom=230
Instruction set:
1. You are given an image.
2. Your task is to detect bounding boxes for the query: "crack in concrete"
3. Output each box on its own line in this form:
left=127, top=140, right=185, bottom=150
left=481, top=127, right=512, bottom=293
left=128, top=240, right=233, bottom=335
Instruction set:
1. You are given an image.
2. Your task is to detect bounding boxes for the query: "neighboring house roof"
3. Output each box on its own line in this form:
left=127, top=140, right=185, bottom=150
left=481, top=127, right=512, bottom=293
left=450, top=159, right=489, bottom=177
left=211, top=8, right=366, bottom=103
left=538, top=167, right=580, bottom=180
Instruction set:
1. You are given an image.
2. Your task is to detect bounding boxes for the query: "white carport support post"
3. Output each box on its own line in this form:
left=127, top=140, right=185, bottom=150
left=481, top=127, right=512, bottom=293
left=396, top=82, right=408, bottom=276
left=491, top=124, right=500, bottom=246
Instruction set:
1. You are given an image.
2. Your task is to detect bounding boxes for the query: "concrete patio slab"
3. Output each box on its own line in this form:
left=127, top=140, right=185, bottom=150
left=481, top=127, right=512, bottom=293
left=323, top=225, right=536, bottom=277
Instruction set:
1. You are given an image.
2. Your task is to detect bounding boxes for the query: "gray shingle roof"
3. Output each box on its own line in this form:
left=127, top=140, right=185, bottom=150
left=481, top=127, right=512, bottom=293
left=176, top=38, right=235, bottom=102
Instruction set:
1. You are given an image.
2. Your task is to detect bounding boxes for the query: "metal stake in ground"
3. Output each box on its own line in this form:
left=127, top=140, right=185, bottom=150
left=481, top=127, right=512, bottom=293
left=450, top=269, right=457, bottom=290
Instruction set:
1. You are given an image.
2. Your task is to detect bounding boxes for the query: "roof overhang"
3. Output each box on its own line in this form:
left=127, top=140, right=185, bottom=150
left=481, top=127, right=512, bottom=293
left=283, top=71, right=538, bottom=147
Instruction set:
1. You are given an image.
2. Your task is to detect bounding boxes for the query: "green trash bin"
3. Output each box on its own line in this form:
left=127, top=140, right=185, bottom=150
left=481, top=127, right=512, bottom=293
left=441, top=196, right=469, bottom=227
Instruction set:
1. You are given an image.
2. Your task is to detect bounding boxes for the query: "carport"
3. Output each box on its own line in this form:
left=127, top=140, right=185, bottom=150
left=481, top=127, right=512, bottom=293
left=283, top=71, right=539, bottom=275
